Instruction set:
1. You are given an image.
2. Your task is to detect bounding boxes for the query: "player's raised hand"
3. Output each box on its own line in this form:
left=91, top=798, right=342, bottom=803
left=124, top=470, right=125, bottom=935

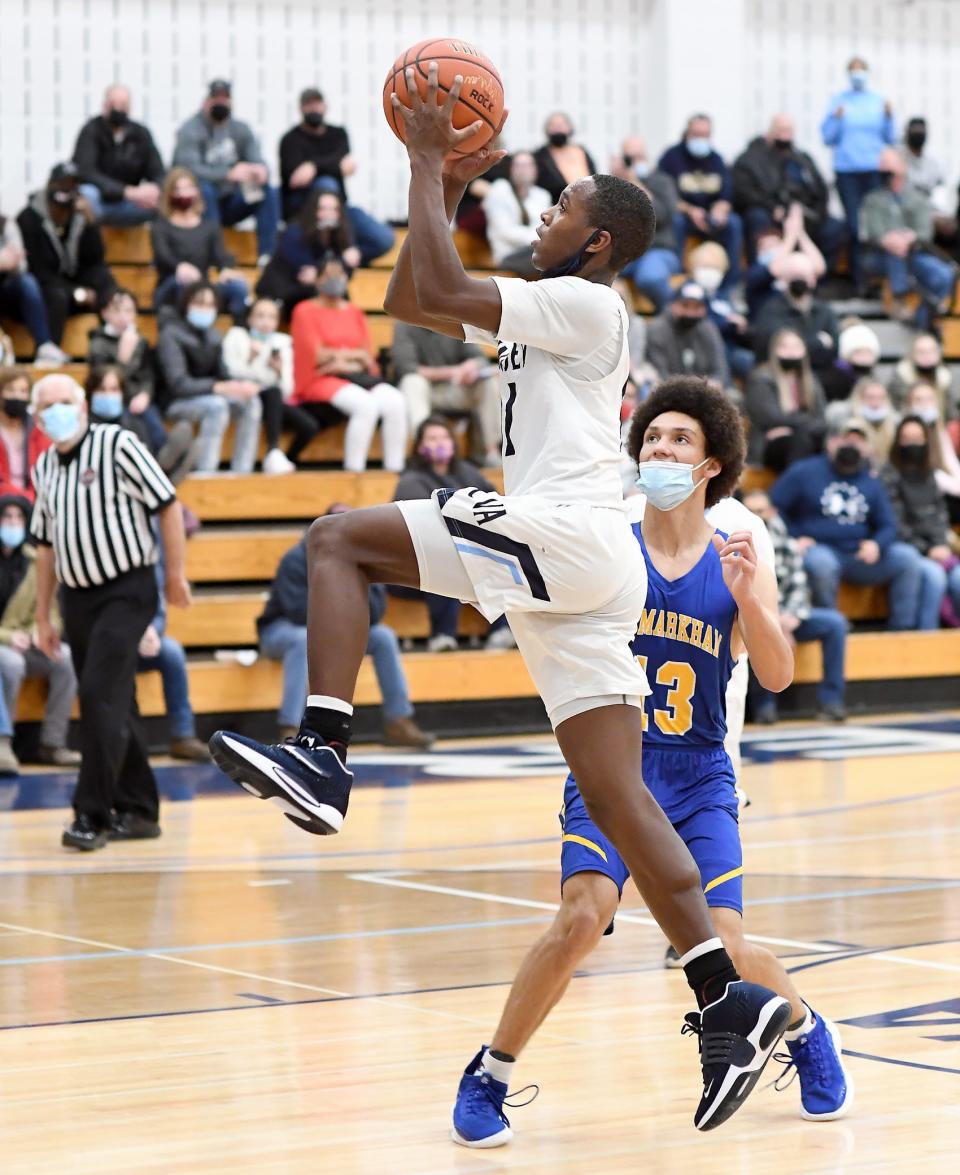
left=391, top=63, right=484, bottom=160
left=712, top=531, right=758, bottom=604
left=443, top=110, right=510, bottom=186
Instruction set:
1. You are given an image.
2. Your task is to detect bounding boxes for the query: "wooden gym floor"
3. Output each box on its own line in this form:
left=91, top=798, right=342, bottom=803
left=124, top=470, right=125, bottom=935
left=1, top=714, right=959, bottom=1173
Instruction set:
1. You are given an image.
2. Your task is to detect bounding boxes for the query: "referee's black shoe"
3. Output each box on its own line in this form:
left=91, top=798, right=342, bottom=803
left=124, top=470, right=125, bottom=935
left=209, top=729, right=352, bottom=835
left=62, top=815, right=108, bottom=851
left=682, top=981, right=792, bottom=1131
left=109, top=813, right=162, bottom=841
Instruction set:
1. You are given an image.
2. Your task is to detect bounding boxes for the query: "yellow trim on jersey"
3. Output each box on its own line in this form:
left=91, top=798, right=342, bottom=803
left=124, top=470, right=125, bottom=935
left=703, top=866, right=744, bottom=894
left=561, top=833, right=608, bottom=862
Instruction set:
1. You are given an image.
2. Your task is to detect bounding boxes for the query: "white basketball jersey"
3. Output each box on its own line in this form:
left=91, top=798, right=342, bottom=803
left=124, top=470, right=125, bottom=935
left=464, top=275, right=629, bottom=508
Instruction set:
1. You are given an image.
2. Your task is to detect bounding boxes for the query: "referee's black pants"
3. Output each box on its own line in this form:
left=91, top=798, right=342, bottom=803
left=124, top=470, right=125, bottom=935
left=61, top=566, right=159, bottom=830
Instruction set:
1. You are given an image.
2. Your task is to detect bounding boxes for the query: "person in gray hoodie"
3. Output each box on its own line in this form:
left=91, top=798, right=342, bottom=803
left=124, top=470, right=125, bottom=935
left=172, top=80, right=279, bottom=261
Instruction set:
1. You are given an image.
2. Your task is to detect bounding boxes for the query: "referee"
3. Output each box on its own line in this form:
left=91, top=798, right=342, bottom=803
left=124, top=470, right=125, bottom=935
left=31, top=374, right=192, bottom=851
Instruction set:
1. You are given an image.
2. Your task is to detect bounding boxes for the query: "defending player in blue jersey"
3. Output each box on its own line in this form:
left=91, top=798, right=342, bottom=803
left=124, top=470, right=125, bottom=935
left=452, top=378, right=853, bottom=1147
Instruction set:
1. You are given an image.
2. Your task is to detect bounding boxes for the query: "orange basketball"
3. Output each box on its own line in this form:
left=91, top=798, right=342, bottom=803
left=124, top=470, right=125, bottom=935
left=383, top=37, right=504, bottom=157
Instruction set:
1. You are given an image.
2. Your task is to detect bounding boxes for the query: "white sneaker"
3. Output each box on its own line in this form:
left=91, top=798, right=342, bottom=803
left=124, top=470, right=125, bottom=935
left=262, top=448, right=296, bottom=474
left=485, top=626, right=517, bottom=650
left=34, top=342, right=71, bottom=368
left=427, top=634, right=459, bottom=653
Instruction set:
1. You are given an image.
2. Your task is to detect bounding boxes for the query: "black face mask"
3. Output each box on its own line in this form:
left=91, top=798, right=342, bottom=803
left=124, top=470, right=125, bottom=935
left=773, top=138, right=793, bottom=152
left=2, top=397, right=28, bottom=419
left=849, top=361, right=874, bottom=376
left=622, top=153, right=634, bottom=167
left=787, top=278, right=811, bottom=299
left=914, top=361, right=938, bottom=376
left=209, top=102, right=231, bottom=123
left=778, top=356, right=803, bottom=371
left=898, top=442, right=928, bottom=467
left=304, top=111, right=324, bottom=129
left=674, top=313, right=701, bottom=331
left=879, top=169, right=895, bottom=186
left=540, top=228, right=603, bottom=280
left=548, top=131, right=570, bottom=148
left=50, top=189, right=76, bottom=208
left=834, top=444, right=864, bottom=474
left=107, top=108, right=128, bottom=128
left=906, top=130, right=926, bottom=151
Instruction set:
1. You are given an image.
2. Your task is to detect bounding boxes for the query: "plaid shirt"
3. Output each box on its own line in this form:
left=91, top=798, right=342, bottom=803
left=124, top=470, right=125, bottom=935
left=766, top=513, right=812, bottom=621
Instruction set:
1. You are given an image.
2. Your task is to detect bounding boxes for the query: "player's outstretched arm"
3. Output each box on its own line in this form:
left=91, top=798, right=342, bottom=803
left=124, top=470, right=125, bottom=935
left=387, top=63, right=504, bottom=334
left=714, top=531, right=794, bottom=692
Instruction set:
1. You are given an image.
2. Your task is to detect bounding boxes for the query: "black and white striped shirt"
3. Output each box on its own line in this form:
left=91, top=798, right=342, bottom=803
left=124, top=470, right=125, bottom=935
left=30, top=424, right=176, bottom=590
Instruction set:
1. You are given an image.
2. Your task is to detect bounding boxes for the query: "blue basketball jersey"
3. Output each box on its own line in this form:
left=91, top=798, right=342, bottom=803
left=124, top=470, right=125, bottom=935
left=631, top=523, right=738, bottom=751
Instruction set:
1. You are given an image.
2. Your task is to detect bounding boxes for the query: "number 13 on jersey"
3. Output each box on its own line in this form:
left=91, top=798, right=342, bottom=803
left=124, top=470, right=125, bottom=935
left=636, top=655, right=697, bottom=736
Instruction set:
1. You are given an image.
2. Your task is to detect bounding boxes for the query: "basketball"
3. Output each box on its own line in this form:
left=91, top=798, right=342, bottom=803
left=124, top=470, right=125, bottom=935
left=382, top=37, right=504, bottom=156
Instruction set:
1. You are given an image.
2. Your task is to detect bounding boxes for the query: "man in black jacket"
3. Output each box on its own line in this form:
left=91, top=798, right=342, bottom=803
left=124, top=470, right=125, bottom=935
left=750, top=252, right=839, bottom=376
left=74, top=85, right=165, bottom=226
left=16, top=163, right=116, bottom=347
left=732, top=114, right=847, bottom=267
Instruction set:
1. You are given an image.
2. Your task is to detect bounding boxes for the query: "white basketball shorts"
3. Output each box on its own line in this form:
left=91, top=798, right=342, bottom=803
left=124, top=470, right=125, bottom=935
left=395, top=487, right=650, bottom=727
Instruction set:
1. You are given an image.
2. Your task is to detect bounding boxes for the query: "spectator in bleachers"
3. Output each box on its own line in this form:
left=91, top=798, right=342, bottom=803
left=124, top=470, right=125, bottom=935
left=750, top=250, right=838, bottom=377
left=657, top=114, right=742, bottom=295
left=88, top=288, right=163, bottom=441
left=0, top=678, right=17, bottom=772
left=742, top=488, right=848, bottom=723
left=257, top=190, right=360, bottom=316
left=888, top=332, right=956, bottom=415
left=902, top=382, right=960, bottom=514
left=612, top=136, right=682, bottom=312
left=151, top=168, right=249, bottom=321
left=74, top=85, right=164, bottom=227
left=0, top=493, right=80, bottom=764
left=645, top=281, right=730, bottom=388
left=279, top=87, right=394, bottom=266
left=482, top=152, right=551, bottom=277
left=744, top=328, right=826, bottom=471
left=858, top=147, right=956, bottom=323
left=172, top=80, right=279, bottom=264
left=452, top=136, right=511, bottom=236
left=744, top=203, right=828, bottom=322
left=822, top=319, right=882, bottom=404
left=223, top=297, right=320, bottom=473
left=0, top=207, right=64, bottom=366
left=899, top=117, right=955, bottom=239
left=532, top=113, right=597, bottom=205
left=611, top=278, right=656, bottom=396
left=825, top=378, right=898, bottom=466
left=0, top=369, right=50, bottom=500
left=732, top=114, right=846, bottom=268
left=157, top=280, right=262, bottom=473
left=882, top=414, right=960, bottom=628
left=85, top=365, right=196, bottom=484
left=259, top=507, right=433, bottom=746
left=390, top=418, right=514, bottom=652
left=820, top=56, right=896, bottom=286
left=687, top=241, right=754, bottom=378
left=392, top=322, right=500, bottom=466
left=17, top=162, right=116, bottom=351
left=290, top=255, right=406, bottom=472
left=771, top=416, right=923, bottom=631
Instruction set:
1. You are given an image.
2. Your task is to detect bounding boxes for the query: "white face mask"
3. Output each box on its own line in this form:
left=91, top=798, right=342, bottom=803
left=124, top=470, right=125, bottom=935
left=692, top=266, right=724, bottom=295
left=635, top=457, right=710, bottom=511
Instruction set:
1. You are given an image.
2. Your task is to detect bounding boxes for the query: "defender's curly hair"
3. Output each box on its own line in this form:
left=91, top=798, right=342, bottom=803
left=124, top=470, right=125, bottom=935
left=627, top=376, right=745, bottom=507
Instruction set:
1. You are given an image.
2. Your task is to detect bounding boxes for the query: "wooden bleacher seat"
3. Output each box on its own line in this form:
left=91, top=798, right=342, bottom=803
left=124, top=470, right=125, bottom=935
left=111, top=265, right=262, bottom=311
left=185, top=527, right=304, bottom=583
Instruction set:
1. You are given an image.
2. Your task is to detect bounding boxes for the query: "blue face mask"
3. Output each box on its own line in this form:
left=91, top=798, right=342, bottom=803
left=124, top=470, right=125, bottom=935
left=40, top=402, right=82, bottom=444
left=187, top=306, right=217, bottom=330
left=0, top=524, right=25, bottom=549
left=757, top=249, right=777, bottom=267
left=686, top=137, right=711, bottom=158
left=91, top=391, right=124, bottom=420
left=249, top=328, right=271, bottom=341
left=635, top=457, right=710, bottom=511
left=849, top=69, right=868, bottom=90
left=539, top=228, right=604, bottom=280
left=633, top=161, right=650, bottom=180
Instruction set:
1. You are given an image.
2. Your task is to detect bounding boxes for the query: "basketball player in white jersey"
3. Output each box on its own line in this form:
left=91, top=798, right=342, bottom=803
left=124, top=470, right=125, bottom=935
left=210, top=65, right=791, bottom=1129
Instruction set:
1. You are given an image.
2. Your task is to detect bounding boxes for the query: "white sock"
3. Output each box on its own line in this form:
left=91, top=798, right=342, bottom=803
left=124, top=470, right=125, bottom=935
left=677, top=936, right=725, bottom=968
left=306, top=695, right=353, bottom=716
left=481, top=1047, right=514, bottom=1085
left=784, top=1003, right=815, bottom=1041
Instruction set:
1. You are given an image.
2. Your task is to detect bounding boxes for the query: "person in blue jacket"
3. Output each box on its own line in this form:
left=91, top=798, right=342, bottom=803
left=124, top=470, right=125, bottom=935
left=820, top=56, right=897, bottom=285
left=771, top=415, right=923, bottom=630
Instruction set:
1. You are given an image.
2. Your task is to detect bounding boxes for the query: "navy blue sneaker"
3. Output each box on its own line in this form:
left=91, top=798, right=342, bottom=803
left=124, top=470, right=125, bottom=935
left=682, top=981, right=792, bottom=1131
left=777, top=1010, right=854, bottom=1120
left=451, top=1048, right=538, bottom=1149
left=208, top=730, right=352, bottom=835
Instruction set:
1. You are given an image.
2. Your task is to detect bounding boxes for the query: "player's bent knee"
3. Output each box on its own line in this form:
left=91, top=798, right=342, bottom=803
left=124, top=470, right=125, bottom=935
left=556, top=878, right=619, bottom=955
left=307, top=512, right=350, bottom=563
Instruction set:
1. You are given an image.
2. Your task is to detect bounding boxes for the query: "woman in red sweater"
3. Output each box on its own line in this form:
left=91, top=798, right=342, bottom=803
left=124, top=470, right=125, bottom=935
left=291, top=255, right=407, bottom=471
left=0, top=368, right=51, bottom=501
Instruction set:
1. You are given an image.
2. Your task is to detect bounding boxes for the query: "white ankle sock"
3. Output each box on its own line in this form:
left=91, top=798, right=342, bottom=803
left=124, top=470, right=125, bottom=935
left=481, top=1047, right=514, bottom=1085
left=784, top=1004, right=815, bottom=1040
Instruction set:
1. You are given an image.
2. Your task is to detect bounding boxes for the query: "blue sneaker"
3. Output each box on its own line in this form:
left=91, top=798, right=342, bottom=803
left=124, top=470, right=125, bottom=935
left=779, top=1010, right=854, bottom=1120
left=451, top=1048, right=538, bottom=1148
left=209, top=730, right=352, bottom=835
left=682, top=981, right=792, bottom=1131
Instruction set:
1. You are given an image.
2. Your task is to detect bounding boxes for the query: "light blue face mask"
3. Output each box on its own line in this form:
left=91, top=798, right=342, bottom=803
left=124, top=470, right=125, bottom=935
left=859, top=405, right=888, bottom=423
left=0, top=524, right=25, bottom=549
left=686, top=137, right=711, bottom=158
left=635, top=457, right=710, bottom=511
left=91, top=391, right=123, bottom=420
left=757, top=249, right=777, bottom=267
left=634, top=161, right=650, bottom=179
left=187, top=306, right=217, bottom=330
left=40, top=402, right=82, bottom=444
left=249, top=328, right=271, bottom=342
left=849, top=69, right=868, bottom=90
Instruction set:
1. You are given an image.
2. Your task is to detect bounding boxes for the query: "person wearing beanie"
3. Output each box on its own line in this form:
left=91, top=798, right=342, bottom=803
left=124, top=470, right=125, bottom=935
left=821, top=320, right=882, bottom=402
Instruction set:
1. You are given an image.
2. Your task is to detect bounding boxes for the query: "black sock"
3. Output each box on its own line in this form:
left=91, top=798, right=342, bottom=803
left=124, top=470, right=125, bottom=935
left=301, top=703, right=353, bottom=762
left=489, top=1049, right=515, bottom=1063
left=682, top=944, right=740, bottom=1010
